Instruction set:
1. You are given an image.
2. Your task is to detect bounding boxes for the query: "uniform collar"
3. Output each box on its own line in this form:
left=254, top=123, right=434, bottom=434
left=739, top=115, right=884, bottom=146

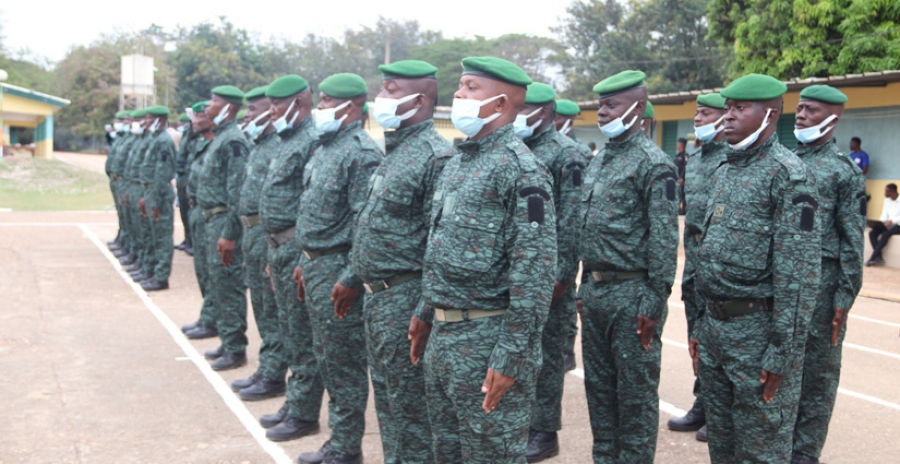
left=213, top=119, right=237, bottom=135
left=319, top=120, right=362, bottom=145
left=457, top=124, right=514, bottom=155
left=795, top=138, right=837, bottom=158
left=277, top=115, right=313, bottom=141
left=726, top=134, right=779, bottom=165
left=604, top=130, right=644, bottom=154
left=523, top=124, right=556, bottom=147
left=385, top=120, right=433, bottom=152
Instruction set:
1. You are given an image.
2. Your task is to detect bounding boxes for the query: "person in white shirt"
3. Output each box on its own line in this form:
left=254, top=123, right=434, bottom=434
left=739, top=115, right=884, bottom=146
left=867, top=183, right=900, bottom=265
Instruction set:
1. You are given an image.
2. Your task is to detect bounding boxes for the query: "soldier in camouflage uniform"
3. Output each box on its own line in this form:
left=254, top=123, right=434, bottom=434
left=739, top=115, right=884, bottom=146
left=106, top=111, right=131, bottom=251
left=175, top=115, right=196, bottom=254
left=791, top=85, right=865, bottom=464
left=294, top=73, right=382, bottom=464
left=196, top=86, right=250, bottom=371
left=231, top=86, right=288, bottom=401
left=512, top=82, right=587, bottom=462
left=352, top=60, right=451, bottom=464
left=410, top=57, right=556, bottom=464
left=667, top=93, right=729, bottom=438
left=258, top=75, right=325, bottom=442
left=136, top=106, right=176, bottom=291
left=578, top=71, right=678, bottom=464
left=120, top=110, right=152, bottom=272
left=696, top=74, right=821, bottom=463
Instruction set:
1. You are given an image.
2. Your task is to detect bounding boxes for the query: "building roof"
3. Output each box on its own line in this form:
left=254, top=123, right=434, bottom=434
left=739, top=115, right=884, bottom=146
left=1, top=82, right=71, bottom=108
left=578, top=70, right=900, bottom=108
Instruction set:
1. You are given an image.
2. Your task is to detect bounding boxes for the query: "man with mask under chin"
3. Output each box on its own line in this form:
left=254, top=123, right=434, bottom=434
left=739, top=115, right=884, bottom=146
left=293, top=73, right=383, bottom=464
left=352, top=59, right=453, bottom=464
left=695, top=74, right=821, bottom=463
left=791, top=85, right=864, bottom=464
left=513, top=82, right=587, bottom=462
left=579, top=70, right=678, bottom=464
left=196, top=85, right=252, bottom=371
left=413, top=57, right=557, bottom=463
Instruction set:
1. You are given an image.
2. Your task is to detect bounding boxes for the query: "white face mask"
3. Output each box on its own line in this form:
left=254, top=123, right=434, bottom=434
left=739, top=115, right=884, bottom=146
left=312, top=100, right=351, bottom=133
left=148, top=119, right=160, bottom=133
left=450, top=94, right=506, bottom=138
left=213, top=104, right=231, bottom=126
left=694, top=115, right=726, bottom=142
left=598, top=101, right=640, bottom=139
left=130, top=121, right=144, bottom=135
left=559, top=118, right=572, bottom=135
left=114, top=122, right=126, bottom=132
left=373, top=93, right=421, bottom=130
left=794, top=114, right=837, bottom=144
left=273, top=100, right=300, bottom=134
left=513, top=107, right=543, bottom=139
left=244, top=109, right=272, bottom=139
left=729, top=108, right=772, bottom=150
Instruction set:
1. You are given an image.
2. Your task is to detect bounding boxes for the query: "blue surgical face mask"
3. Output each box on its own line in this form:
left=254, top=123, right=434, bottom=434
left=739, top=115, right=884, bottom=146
left=513, top=107, right=543, bottom=139
left=794, top=114, right=837, bottom=144
left=244, top=109, right=272, bottom=139
left=450, top=94, right=506, bottom=138
left=312, top=100, right=351, bottom=133
left=598, top=101, right=640, bottom=139
left=373, top=93, right=421, bottom=130
left=213, top=104, right=231, bottom=126
left=729, top=108, right=772, bottom=150
left=694, top=115, right=726, bottom=142
left=273, top=100, right=299, bottom=134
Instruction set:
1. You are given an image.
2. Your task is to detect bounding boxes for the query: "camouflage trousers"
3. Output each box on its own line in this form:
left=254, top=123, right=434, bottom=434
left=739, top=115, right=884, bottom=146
left=189, top=207, right=217, bottom=328
left=242, top=225, right=285, bottom=382
left=682, top=237, right=705, bottom=404
left=424, top=316, right=540, bottom=464
left=299, top=251, right=368, bottom=455
left=147, top=187, right=174, bottom=281
left=127, top=183, right=148, bottom=260
left=532, top=286, right=576, bottom=432
left=268, top=241, right=323, bottom=421
left=699, top=310, right=803, bottom=464
left=111, top=179, right=128, bottom=245
left=205, top=213, right=247, bottom=354
left=137, top=187, right=156, bottom=267
left=175, top=175, right=192, bottom=247
left=364, top=277, right=432, bottom=464
left=580, top=278, right=664, bottom=464
left=793, top=259, right=845, bottom=461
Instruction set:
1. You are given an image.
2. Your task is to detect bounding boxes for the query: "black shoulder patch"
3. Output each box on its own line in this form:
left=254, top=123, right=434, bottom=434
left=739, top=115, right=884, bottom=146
left=527, top=196, right=545, bottom=224
left=654, top=171, right=678, bottom=182
left=792, top=193, right=819, bottom=209
left=364, top=161, right=381, bottom=170
left=800, top=206, right=815, bottom=232
left=857, top=191, right=868, bottom=216
left=230, top=141, right=244, bottom=157
left=519, top=186, right=551, bottom=201
left=161, top=152, right=168, bottom=162
left=565, top=161, right=586, bottom=171
left=572, top=169, right=582, bottom=187
left=666, top=178, right=676, bottom=201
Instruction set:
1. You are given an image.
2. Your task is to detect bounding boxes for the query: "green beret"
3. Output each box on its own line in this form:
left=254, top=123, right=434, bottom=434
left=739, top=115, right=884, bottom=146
left=132, top=108, right=148, bottom=118
left=697, top=93, right=726, bottom=109
left=379, top=60, right=439, bottom=79
left=179, top=114, right=190, bottom=122
left=643, top=101, right=655, bottom=118
left=525, top=83, right=556, bottom=105
left=146, top=105, right=170, bottom=117
left=191, top=101, right=209, bottom=113
left=720, top=74, right=787, bottom=101
left=461, top=56, right=532, bottom=87
left=593, top=70, right=646, bottom=97
left=115, top=111, right=130, bottom=119
left=319, top=73, right=368, bottom=98
left=266, top=75, right=310, bottom=98
left=799, top=85, right=848, bottom=105
left=555, top=99, right=581, bottom=117
left=237, top=109, right=247, bottom=120
left=211, top=85, right=245, bottom=105
left=244, top=85, right=269, bottom=102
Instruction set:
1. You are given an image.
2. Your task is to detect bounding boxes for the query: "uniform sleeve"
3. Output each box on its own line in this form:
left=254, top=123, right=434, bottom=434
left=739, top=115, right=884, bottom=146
left=175, top=130, right=192, bottom=174
left=834, top=168, right=866, bottom=311
left=762, top=171, right=821, bottom=376
left=489, top=171, right=557, bottom=379
left=221, top=140, right=249, bottom=241
left=555, top=147, right=588, bottom=285
left=639, top=163, right=679, bottom=320
left=338, top=150, right=383, bottom=289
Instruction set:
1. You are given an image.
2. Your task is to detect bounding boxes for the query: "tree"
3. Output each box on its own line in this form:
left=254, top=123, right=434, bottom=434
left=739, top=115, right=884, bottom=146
left=836, top=0, right=900, bottom=73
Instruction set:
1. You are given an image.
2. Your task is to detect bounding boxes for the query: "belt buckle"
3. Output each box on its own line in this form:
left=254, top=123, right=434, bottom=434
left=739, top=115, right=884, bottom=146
left=591, top=271, right=601, bottom=282
left=707, top=301, right=725, bottom=320
left=265, top=235, right=278, bottom=248
left=303, top=250, right=313, bottom=260
left=363, top=283, right=374, bottom=294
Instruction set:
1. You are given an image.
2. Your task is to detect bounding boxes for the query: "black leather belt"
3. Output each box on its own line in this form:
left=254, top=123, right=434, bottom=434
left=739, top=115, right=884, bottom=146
left=265, top=227, right=296, bottom=248
left=302, top=244, right=351, bottom=261
left=364, top=272, right=421, bottom=294
left=707, top=297, right=773, bottom=321
left=241, top=214, right=261, bottom=228
left=586, top=270, right=648, bottom=282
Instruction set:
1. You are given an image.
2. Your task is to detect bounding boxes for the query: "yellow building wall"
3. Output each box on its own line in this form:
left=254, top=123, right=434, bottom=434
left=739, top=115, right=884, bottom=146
left=2, top=93, right=56, bottom=117
left=34, top=140, right=53, bottom=159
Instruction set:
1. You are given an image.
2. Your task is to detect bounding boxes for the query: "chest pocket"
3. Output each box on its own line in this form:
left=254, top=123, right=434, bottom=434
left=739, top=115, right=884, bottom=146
left=439, top=209, right=500, bottom=275
left=711, top=210, right=773, bottom=282
left=584, top=179, right=637, bottom=232
left=370, top=184, right=418, bottom=235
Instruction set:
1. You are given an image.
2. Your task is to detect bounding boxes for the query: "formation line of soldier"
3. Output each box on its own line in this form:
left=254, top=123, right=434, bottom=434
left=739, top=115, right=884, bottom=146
left=103, top=57, right=864, bottom=464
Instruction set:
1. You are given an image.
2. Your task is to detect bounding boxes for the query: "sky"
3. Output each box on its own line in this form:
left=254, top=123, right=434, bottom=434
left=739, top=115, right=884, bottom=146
left=1, top=1, right=575, bottom=64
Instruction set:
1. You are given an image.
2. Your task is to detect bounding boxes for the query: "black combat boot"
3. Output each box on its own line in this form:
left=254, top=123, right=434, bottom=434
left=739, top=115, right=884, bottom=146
left=260, top=403, right=288, bottom=428
left=185, top=324, right=218, bottom=339
left=231, top=371, right=262, bottom=392
left=265, top=416, right=319, bottom=442
left=526, top=430, right=559, bottom=463
left=141, top=278, right=169, bottom=291
left=210, top=351, right=246, bottom=371
left=667, top=401, right=706, bottom=431
left=696, top=425, right=708, bottom=442
left=204, top=345, right=224, bottom=360
left=240, top=378, right=286, bottom=401
left=297, top=440, right=332, bottom=464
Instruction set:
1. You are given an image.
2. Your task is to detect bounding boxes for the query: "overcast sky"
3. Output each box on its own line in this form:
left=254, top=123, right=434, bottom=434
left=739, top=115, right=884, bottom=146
left=2, top=1, right=574, bottom=64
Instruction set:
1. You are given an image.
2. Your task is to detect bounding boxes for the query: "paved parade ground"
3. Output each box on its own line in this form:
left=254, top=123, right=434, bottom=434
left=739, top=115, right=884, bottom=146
left=1, top=154, right=899, bottom=463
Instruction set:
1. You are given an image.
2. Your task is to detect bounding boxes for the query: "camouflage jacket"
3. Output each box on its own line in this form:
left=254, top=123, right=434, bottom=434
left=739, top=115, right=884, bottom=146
left=579, top=130, right=678, bottom=320
left=196, top=120, right=250, bottom=241
left=139, top=129, right=176, bottom=209
left=239, top=129, right=280, bottom=217
left=524, top=125, right=589, bottom=285
left=260, top=116, right=318, bottom=234
left=105, top=131, right=128, bottom=176
left=697, top=135, right=821, bottom=376
left=796, top=139, right=865, bottom=311
left=123, top=133, right=152, bottom=183
left=684, top=140, right=729, bottom=240
left=421, top=124, right=557, bottom=379
left=108, top=133, right=135, bottom=176
left=186, top=138, right=212, bottom=201
left=175, top=125, right=196, bottom=176
left=352, top=120, right=454, bottom=284
left=295, top=120, right=383, bottom=288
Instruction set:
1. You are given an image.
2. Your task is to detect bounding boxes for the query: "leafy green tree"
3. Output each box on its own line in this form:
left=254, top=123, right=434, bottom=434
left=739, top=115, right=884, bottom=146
left=836, top=0, right=900, bottom=73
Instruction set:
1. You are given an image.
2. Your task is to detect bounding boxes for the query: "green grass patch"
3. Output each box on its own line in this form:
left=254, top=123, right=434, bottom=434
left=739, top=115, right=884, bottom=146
left=0, top=157, right=113, bottom=211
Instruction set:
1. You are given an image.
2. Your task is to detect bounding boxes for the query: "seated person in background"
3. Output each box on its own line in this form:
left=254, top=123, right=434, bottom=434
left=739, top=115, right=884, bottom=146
left=867, top=183, right=900, bottom=266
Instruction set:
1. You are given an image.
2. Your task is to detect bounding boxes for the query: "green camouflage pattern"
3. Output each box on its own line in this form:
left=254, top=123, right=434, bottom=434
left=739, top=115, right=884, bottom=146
left=792, top=139, right=865, bottom=460
left=140, top=129, right=176, bottom=281
left=578, top=129, right=678, bottom=462
left=352, top=120, right=452, bottom=464
left=187, top=139, right=217, bottom=327
left=123, top=134, right=151, bottom=262
left=260, top=117, right=319, bottom=234
left=175, top=126, right=198, bottom=247
left=696, top=135, right=821, bottom=463
left=107, top=132, right=133, bottom=247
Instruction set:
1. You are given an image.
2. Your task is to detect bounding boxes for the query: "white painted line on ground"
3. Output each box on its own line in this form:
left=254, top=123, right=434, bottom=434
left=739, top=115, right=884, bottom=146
left=78, top=223, right=293, bottom=464
left=662, top=338, right=689, bottom=350
left=0, top=222, right=118, bottom=226
left=567, top=368, right=688, bottom=417
left=55, top=155, right=77, bottom=167
left=848, top=313, right=900, bottom=329
left=842, top=342, right=900, bottom=360
left=837, top=388, right=900, bottom=412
